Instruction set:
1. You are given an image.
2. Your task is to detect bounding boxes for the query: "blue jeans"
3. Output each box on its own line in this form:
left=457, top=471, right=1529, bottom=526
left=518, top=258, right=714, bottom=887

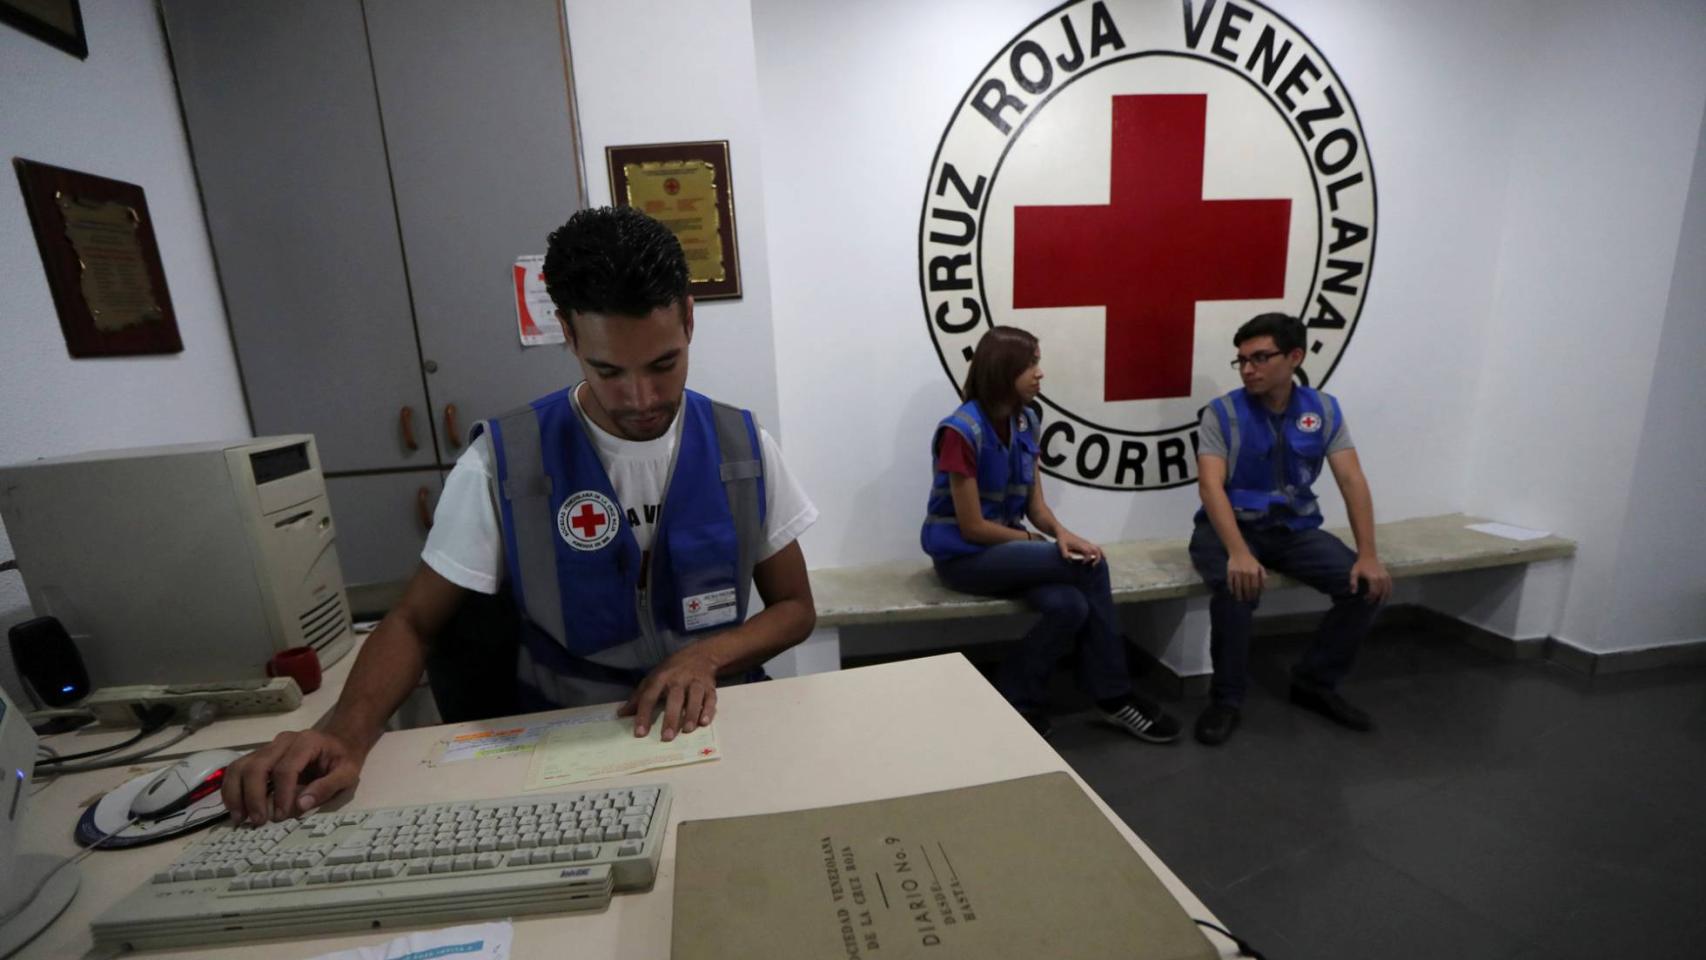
left=934, top=541, right=1132, bottom=712
left=1188, top=516, right=1379, bottom=707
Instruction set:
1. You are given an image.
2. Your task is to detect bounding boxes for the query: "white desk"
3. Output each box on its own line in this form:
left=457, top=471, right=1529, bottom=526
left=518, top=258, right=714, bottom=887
left=16, top=654, right=1231, bottom=959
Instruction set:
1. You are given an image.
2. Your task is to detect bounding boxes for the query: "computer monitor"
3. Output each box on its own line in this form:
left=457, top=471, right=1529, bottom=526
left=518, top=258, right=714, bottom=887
left=0, top=683, right=30, bottom=874
left=0, top=436, right=355, bottom=689
left=0, top=683, right=80, bottom=958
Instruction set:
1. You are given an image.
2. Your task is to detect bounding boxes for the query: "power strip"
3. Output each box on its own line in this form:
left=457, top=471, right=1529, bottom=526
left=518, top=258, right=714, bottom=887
left=82, top=678, right=303, bottom=726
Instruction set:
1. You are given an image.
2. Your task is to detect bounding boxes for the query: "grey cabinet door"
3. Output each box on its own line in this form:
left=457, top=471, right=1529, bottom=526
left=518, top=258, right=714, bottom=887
left=364, top=0, right=586, bottom=441
left=324, top=470, right=441, bottom=590
left=160, top=0, right=440, bottom=473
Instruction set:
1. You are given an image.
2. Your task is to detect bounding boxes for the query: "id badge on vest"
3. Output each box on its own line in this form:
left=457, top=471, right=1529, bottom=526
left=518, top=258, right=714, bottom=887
left=666, top=521, right=742, bottom=633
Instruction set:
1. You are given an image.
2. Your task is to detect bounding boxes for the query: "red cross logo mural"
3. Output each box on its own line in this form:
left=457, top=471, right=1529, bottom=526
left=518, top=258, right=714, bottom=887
left=1014, top=95, right=1290, bottom=402
left=921, top=0, right=1376, bottom=492
left=557, top=491, right=621, bottom=551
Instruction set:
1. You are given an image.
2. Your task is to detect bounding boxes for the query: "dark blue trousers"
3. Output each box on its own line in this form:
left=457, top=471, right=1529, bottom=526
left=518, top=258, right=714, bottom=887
left=1188, top=516, right=1379, bottom=707
left=935, top=541, right=1132, bottom=712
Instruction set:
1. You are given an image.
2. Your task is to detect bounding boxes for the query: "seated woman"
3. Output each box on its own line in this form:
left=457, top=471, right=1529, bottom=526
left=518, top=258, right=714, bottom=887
left=920, top=326, right=1178, bottom=743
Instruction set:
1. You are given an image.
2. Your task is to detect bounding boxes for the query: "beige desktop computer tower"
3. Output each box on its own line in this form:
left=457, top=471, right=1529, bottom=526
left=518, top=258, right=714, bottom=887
left=0, top=436, right=354, bottom=688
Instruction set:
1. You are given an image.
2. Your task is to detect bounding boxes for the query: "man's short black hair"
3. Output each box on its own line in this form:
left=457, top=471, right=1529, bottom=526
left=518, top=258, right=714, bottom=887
left=542, top=206, right=689, bottom=321
left=1234, top=312, right=1308, bottom=354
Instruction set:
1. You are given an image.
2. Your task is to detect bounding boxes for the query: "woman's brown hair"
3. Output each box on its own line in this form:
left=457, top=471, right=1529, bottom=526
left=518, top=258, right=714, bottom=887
left=963, top=325, right=1039, bottom=412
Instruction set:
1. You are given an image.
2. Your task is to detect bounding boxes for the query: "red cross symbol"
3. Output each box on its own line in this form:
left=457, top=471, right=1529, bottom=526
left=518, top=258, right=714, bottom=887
left=568, top=502, right=608, bottom=539
left=699, top=747, right=715, bottom=757
left=1299, top=413, right=1321, bottom=430
left=1014, top=94, right=1292, bottom=402
left=688, top=599, right=702, bottom=612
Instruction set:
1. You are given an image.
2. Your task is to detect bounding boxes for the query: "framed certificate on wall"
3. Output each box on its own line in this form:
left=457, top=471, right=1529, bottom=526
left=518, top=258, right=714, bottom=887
left=0, top=0, right=87, bottom=59
left=14, top=158, right=183, bottom=357
left=606, top=140, right=742, bottom=301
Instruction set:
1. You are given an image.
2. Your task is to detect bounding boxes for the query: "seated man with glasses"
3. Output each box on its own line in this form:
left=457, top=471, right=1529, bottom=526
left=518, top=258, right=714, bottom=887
left=1188, top=312, right=1391, bottom=746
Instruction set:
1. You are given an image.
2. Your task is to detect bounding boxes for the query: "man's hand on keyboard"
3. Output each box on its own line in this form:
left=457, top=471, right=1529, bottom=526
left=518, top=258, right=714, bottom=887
left=618, top=646, right=719, bottom=741
left=223, top=729, right=367, bottom=824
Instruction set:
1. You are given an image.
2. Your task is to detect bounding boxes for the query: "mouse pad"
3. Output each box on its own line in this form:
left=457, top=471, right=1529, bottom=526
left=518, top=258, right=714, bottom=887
left=74, top=766, right=230, bottom=848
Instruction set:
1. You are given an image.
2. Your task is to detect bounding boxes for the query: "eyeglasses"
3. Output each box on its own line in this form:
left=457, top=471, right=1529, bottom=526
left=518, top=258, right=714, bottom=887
left=1230, top=350, right=1283, bottom=369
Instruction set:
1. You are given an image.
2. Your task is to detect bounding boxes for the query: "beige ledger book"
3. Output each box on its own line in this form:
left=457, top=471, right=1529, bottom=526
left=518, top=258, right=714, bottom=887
left=672, top=772, right=1218, bottom=960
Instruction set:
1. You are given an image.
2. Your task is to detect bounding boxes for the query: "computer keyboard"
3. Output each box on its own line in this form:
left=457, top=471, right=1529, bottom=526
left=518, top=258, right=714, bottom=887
left=91, top=783, right=673, bottom=951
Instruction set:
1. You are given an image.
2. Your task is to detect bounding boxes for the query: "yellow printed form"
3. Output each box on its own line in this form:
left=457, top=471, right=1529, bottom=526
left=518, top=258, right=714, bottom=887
left=622, top=160, right=724, bottom=283
left=525, top=718, right=720, bottom=791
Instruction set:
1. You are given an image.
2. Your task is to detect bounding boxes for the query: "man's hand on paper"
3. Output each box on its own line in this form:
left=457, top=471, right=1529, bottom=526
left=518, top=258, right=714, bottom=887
left=619, top=645, right=720, bottom=741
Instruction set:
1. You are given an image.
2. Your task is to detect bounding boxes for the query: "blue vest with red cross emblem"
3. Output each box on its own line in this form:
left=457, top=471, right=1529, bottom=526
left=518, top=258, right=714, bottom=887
left=1201, top=385, right=1343, bottom=531
left=478, top=387, right=766, bottom=710
left=920, top=400, right=1037, bottom=560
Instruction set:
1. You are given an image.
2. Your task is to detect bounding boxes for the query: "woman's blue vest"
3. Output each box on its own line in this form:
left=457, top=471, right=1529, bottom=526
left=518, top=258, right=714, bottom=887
left=921, top=400, right=1037, bottom=559
left=478, top=387, right=766, bottom=709
left=1203, top=385, right=1342, bottom=531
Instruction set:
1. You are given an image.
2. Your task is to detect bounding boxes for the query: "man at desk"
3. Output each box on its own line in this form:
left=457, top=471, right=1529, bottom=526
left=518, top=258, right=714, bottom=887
left=224, top=206, right=820, bottom=824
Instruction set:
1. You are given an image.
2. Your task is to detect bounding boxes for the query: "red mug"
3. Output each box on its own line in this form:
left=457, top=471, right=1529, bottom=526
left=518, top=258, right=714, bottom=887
left=267, top=645, right=322, bottom=694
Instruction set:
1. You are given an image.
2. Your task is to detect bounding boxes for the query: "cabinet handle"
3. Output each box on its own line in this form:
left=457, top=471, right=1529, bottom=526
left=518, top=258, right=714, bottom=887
left=400, top=406, right=419, bottom=451
left=416, top=486, right=433, bottom=531
left=443, top=403, right=461, bottom=450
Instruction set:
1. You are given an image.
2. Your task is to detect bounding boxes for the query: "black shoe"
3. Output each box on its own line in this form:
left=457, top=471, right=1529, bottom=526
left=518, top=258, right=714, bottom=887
left=1095, top=695, right=1180, bottom=743
left=1194, top=702, right=1241, bottom=746
left=1289, top=684, right=1374, bottom=731
left=1020, top=710, right=1054, bottom=739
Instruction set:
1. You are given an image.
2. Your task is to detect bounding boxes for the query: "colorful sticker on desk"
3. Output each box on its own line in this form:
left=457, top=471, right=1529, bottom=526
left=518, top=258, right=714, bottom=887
left=525, top=717, right=720, bottom=791
left=304, top=920, right=511, bottom=960
left=431, top=712, right=614, bottom=765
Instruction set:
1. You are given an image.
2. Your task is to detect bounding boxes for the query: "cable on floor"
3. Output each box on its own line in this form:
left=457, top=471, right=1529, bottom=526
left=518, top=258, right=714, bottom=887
left=1193, top=918, right=1267, bottom=959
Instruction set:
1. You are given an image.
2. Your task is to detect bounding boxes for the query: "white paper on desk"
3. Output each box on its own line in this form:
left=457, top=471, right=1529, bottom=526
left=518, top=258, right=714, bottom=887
left=1466, top=521, right=1551, bottom=541
left=525, top=716, right=719, bottom=790
left=303, top=921, right=511, bottom=960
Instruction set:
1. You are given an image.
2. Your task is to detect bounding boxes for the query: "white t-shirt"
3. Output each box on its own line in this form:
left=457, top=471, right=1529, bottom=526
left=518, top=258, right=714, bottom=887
left=423, top=384, right=817, bottom=595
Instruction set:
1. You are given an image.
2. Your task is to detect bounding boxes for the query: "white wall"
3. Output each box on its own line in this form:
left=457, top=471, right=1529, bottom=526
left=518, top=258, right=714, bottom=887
left=1601, top=107, right=1706, bottom=651
left=0, top=3, right=250, bottom=701
left=1462, top=0, right=1706, bottom=652
left=754, top=0, right=1706, bottom=652
left=562, top=0, right=782, bottom=439
left=753, top=0, right=1540, bottom=567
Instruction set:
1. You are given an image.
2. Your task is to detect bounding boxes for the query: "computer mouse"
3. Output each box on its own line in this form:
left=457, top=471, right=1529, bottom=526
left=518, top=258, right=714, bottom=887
left=130, top=748, right=243, bottom=821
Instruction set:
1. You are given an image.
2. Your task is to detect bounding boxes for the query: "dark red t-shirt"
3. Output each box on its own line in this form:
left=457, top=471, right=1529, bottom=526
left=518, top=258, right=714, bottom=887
left=935, top=430, right=978, bottom=477
left=934, top=419, right=1011, bottom=477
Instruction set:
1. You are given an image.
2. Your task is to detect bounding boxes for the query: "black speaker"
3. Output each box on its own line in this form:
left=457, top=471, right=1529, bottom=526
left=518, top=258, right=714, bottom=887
left=9, top=615, right=90, bottom=707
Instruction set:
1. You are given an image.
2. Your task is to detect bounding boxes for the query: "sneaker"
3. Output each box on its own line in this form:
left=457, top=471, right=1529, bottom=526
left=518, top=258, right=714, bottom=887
left=1289, top=683, right=1374, bottom=732
left=1194, top=702, right=1241, bottom=746
left=1020, top=710, right=1054, bottom=739
left=1095, top=696, right=1180, bottom=743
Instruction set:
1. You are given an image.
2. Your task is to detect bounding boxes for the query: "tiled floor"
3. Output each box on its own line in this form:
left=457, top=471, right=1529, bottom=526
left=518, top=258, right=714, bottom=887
left=983, top=626, right=1706, bottom=960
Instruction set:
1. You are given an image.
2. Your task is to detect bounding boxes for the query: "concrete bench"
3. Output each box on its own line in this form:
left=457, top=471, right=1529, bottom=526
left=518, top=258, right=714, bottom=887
left=765, top=514, right=1576, bottom=688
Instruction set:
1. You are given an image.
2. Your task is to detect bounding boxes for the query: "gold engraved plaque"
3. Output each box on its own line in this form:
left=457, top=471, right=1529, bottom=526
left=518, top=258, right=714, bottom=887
left=606, top=141, right=742, bottom=300
left=58, top=195, right=163, bottom=331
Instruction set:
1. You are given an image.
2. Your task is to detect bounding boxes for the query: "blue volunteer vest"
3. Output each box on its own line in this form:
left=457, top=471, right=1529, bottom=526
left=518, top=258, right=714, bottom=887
left=479, top=387, right=767, bottom=709
left=921, top=400, right=1037, bottom=559
left=1201, top=385, right=1343, bottom=531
